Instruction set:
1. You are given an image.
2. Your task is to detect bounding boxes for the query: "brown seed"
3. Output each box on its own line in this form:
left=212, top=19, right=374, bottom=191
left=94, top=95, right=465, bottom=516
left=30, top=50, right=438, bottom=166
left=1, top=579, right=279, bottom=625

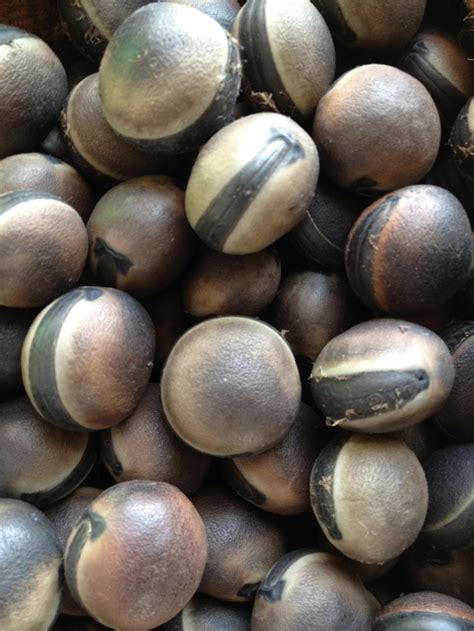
left=421, top=444, right=474, bottom=550
left=0, top=152, right=94, bottom=221
left=0, top=498, right=62, bottom=631
left=64, top=480, right=208, bottom=629
left=87, top=175, right=196, bottom=296
left=310, top=434, right=429, bottom=563
left=373, top=591, right=474, bottom=630
left=402, top=543, right=474, bottom=607
left=182, top=247, right=281, bottom=317
left=345, top=185, right=472, bottom=315
left=398, top=26, right=473, bottom=133
left=100, top=383, right=210, bottom=494
left=251, top=550, right=379, bottom=630
left=269, top=270, right=354, bottom=360
left=234, top=0, right=336, bottom=122
left=0, top=397, right=96, bottom=507
left=186, top=112, right=319, bottom=254
left=313, top=0, right=426, bottom=54
left=60, top=74, right=174, bottom=184
left=44, top=487, right=102, bottom=617
left=193, top=485, right=287, bottom=601
left=311, top=319, right=454, bottom=433
left=22, top=286, right=155, bottom=431
left=0, top=25, right=67, bottom=158
left=161, top=316, right=301, bottom=456
left=0, top=191, right=88, bottom=308
left=313, top=65, right=441, bottom=193
left=99, top=2, right=241, bottom=153
left=288, top=179, right=363, bottom=269
left=222, top=402, right=326, bottom=514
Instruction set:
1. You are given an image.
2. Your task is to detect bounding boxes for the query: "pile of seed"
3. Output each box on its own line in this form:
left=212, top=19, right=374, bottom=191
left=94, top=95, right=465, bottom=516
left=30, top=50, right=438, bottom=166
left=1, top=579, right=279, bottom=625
left=0, top=1, right=473, bottom=630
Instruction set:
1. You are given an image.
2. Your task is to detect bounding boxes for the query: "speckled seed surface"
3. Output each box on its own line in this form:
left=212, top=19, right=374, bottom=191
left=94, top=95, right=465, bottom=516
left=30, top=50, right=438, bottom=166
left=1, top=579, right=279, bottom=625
left=161, top=316, right=301, bottom=456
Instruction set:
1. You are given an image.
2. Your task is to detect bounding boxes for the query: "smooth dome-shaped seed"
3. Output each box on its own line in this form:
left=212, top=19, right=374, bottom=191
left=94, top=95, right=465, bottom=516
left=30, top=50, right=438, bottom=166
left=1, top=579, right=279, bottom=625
left=0, top=25, right=67, bottom=158
left=222, top=402, right=326, bottom=515
left=0, top=498, right=62, bottom=631
left=161, top=316, right=301, bottom=457
left=58, top=0, right=151, bottom=62
left=288, top=179, right=363, bottom=269
left=0, top=307, right=36, bottom=392
left=234, top=0, right=335, bottom=122
left=269, top=270, right=354, bottom=360
left=99, top=2, right=241, bottom=154
left=161, top=594, right=251, bottom=630
left=310, top=434, right=429, bottom=563
left=182, top=247, right=281, bottom=317
left=402, top=544, right=474, bottom=607
left=311, top=319, right=454, bottom=433
left=251, top=550, right=379, bottom=630
left=345, top=186, right=472, bottom=315
left=0, top=397, right=96, bottom=506
left=193, top=485, right=287, bottom=601
left=22, top=286, right=155, bottom=431
left=313, top=65, right=441, bottom=194
left=87, top=176, right=196, bottom=296
left=435, top=322, right=474, bottom=441
left=100, top=383, right=210, bottom=494
left=373, top=592, right=474, bottom=630
left=450, top=97, right=474, bottom=189
left=60, top=74, right=174, bottom=184
left=0, top=152, right=94, bottom=221
left=186, top=112, right=319, bottom=254
left=64, top=480, right=208, bottom=630
left=421, top=444, right=474, bottom=550
left=170, top=0, right=240, bottom=31
left=45, top=487, right=102, bottom=617
left=398, top=27, right=473, bottom=133
left=313, top=0, right=426, bottom=54
left=0, top=191, right=88, bottom=308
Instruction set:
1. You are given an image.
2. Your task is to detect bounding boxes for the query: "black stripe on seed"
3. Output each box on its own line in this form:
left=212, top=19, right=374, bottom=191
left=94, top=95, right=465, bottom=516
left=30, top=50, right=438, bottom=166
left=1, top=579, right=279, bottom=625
left=93, top=238, right=133, bottom=287
left=257, top=549, right=314, bottom=603
left=239, top=0, right=300, bottom=120
left=310, top=436, right=348, bottom=540
left=402, top=43, right=466, bottom=124
left=314, top=0, right=356, bottom=44
left=221, top=460, right=267, bottom=506
left=27, top=288, right=102, bottom=431
left=195, top=127, right=305, bottom=250
left=443, top=322, right=474, bottom=353
left=346, top=193, right=400, bottom=310
left=20, top=433, right=97, bottom=507
left=374, top=611, right=474, bottom=630
left=65, top=508, right=108, bottom=610
left=100, top=429, right=124, bottom=477
left=313, top=369, right=429, bottom=424
left=237, top=581, right=260, bottom=599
